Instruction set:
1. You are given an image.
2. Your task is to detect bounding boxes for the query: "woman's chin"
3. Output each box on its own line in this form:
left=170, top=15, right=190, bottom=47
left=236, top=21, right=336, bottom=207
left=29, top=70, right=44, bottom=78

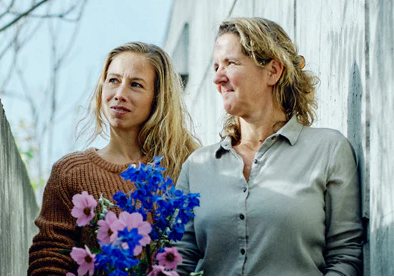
left=223, top=103, right=238, bottom=116
left=109, top=119, right=127, bottom=129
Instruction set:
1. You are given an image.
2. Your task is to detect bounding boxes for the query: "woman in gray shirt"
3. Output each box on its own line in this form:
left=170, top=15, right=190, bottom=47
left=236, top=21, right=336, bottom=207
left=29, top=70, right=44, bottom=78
left=174, top=17, right=363, bottom=276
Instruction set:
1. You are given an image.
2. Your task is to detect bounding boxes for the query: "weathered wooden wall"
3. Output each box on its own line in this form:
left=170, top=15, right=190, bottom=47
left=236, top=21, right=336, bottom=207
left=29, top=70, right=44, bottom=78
left=0, top=98, right=39, bottom=275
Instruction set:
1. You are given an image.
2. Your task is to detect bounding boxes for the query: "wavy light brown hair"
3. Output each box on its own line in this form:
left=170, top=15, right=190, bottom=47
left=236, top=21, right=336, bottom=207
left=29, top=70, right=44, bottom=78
left=78, top=42, right=201, bottom=182
left=217, top=17, right=319, bottom=143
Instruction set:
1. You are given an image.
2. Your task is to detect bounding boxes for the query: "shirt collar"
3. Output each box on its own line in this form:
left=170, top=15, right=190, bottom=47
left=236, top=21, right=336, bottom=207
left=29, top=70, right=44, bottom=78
left=276, top=116, right=303, bottom=146
left=216, top=116, right=303, bottom=155
left=219, top=136, right=232, bottom=151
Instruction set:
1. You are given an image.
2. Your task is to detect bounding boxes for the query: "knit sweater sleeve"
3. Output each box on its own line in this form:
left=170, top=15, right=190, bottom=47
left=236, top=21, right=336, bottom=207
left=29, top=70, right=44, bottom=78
left=28, top=158, right=78, bottom=276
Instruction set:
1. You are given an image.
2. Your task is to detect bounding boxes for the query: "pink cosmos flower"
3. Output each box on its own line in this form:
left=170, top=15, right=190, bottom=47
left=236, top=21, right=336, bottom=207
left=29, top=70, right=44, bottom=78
left=111, top=211, right=152, bottom=255
left=70, top=245, right=96, bottom=276
left=71, top=191, right=97, bottom=227
left=66, top=273, right=75, bottom=276
left=147, top=265, right=179, bottom=276
left=156, top=247, right=183, bottom=270
left=97, top=211, right=118, bottom=246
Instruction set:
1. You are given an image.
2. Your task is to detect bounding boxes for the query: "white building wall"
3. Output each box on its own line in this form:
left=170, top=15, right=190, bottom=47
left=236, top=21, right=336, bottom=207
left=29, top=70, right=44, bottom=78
left=164, top=0, right=394, bottom=274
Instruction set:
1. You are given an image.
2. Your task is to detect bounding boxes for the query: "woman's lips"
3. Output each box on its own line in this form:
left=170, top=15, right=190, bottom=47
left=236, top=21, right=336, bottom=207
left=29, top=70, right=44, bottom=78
left=111, top=106, right=130, bottom=116
left=221, top=89, right=234, bottom=95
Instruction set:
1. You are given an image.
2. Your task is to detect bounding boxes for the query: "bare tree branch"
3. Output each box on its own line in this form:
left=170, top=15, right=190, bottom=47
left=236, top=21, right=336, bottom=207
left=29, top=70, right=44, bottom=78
left=43, top=0, right=87, bottom=163
left=0, top=31, right=16, bottom=60
left=0, top=0, right=16, bottom=20
left=6, top=2, right=80, bottom=21
left=15, top=19, right=44, bottom=49
left=0, top=17, right=43, bottom=80
left=0, top=28, right=20, bottom=92
left=0, top=0, right=88, bottom=201
left=0, top=0, right=49, bottom=33
left=15, top=65, right=39, bottom=124
left=0, top=89, right=25, bottom=99
left=46, top=0, right=87, bottom=119
left=56, top=68, right=94, bottom=123
left=14, top=61, right=45, bottom=187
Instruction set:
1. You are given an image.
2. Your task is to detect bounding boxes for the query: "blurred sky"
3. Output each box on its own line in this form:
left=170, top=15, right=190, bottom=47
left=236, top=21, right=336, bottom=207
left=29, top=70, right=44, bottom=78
left=1, top=0, right=172, bottom=199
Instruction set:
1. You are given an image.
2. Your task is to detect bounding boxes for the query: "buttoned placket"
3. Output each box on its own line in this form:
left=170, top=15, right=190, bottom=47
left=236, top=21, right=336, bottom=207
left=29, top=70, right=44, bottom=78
left=248, top=135, right=278, bottom=182
left=228, top=135, right=279, bottom=275
left=226, top=146, right=248, bottom=275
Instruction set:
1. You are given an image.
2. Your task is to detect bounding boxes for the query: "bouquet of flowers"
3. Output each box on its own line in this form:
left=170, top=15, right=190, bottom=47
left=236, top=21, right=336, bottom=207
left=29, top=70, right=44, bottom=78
left=68, top=156, right=200, bottom=276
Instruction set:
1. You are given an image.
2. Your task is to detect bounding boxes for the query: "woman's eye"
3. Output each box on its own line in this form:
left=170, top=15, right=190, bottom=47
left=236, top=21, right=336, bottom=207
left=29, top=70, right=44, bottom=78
left=108, top=78, right=119, bottom=84
left=131, top=82, right=142, bottom=88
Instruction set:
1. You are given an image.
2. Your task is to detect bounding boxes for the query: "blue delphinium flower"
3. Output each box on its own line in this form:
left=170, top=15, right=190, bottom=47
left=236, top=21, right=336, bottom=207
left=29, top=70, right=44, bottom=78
left=187, top=193, right=201, bottom=209
left=152, top=156, right=165, bottom=170
left=168, top=222, right=185, bottom=241
left=120, top=163, right=149, bottom=184
left=113, top=191, right=135, bottom=213
left=118, top=158, right=201, bottom=242
left=113, top=191, right=128, bottom=209
left=149, top=184, right=200, bottom=242
left=96, top=156, right=201, bottom=274
left=95, top=244, right=139, bottom=274
left=117, top=227, right=143, bottom=251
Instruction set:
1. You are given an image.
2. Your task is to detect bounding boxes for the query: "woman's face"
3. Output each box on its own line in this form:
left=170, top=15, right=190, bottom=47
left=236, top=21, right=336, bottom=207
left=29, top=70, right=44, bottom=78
left=213, top=33, right=272, bottom=119
left=101, top=51, right=155, bottom=132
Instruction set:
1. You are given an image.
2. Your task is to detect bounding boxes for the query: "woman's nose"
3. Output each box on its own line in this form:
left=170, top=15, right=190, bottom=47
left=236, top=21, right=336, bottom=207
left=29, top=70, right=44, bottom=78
left=213, top=66, right=228, bottom=85
left=114, top=95, right=127, bottom=102
left=114, top=86, right=128, bottom=102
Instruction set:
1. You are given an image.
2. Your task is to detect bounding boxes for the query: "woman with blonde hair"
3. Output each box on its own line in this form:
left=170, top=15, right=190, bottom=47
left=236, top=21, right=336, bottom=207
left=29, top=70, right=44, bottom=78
left=174, top=17, right=363, bottom=275
left=28, top=42, right=200, bottom=275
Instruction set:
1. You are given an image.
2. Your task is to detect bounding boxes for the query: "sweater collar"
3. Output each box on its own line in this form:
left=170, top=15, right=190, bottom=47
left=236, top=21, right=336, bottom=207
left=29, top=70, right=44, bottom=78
left=85, top=148, right=137, bottom=173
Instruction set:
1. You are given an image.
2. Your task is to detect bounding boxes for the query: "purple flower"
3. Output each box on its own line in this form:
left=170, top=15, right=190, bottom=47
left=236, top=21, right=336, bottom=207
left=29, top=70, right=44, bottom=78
left=112, top=212, right=152, bottom=255
left=147, top=265, right=179, bottom=276
left=70, top=245, right=96, bottom=276
left=156, top=247, right=183, bottom=270
left=71, top=191, right=97, bottom=227
left=97, top=211, right=118, bottom=246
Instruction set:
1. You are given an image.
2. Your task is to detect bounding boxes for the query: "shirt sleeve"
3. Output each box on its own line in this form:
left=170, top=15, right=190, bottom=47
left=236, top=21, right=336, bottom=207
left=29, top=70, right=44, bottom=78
left=28, top=161, right=78, bottom=276
left=324, top=137, right=363, bottom=276
left=172, top=159, right=202, bottom=276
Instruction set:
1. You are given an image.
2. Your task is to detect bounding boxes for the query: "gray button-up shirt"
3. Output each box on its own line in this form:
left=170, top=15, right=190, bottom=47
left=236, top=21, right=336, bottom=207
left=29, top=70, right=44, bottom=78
left=174, top=117, right=363, bottom=276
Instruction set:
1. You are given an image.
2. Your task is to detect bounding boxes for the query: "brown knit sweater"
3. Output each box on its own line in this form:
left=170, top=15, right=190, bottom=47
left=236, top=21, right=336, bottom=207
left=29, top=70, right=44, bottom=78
left=28, top=148, right=142, bottom=276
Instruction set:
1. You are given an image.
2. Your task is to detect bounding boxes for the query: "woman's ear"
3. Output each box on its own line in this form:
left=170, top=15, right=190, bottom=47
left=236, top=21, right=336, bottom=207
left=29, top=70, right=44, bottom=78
left=266, top=59, right=284, bottom=86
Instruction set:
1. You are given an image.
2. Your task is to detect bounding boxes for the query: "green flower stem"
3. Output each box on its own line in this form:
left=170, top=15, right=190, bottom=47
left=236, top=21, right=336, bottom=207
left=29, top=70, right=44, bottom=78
left=150, top=214, right=174, bottom=256
left=146, top=244, right=152, bottom=272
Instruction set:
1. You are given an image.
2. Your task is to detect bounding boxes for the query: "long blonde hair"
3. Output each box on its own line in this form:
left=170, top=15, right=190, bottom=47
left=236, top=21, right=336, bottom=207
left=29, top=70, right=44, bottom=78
left=217, top=17, right=319, bottom=143
left=78, top=42, right=200, bottom=182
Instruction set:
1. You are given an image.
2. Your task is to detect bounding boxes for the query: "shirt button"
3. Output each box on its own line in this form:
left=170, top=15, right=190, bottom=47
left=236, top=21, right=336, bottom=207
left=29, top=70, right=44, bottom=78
left=240, top=214, right=245, bottom=220
left=240, top=249, right=245, bottom=255
left=253, top=159, right=258, bottom=164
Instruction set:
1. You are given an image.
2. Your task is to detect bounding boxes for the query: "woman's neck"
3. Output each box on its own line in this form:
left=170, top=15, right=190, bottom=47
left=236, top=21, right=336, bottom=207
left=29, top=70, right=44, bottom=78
left=97, top=129, right=143, bottom=165
left=239, top=110, right=287, bottom=147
